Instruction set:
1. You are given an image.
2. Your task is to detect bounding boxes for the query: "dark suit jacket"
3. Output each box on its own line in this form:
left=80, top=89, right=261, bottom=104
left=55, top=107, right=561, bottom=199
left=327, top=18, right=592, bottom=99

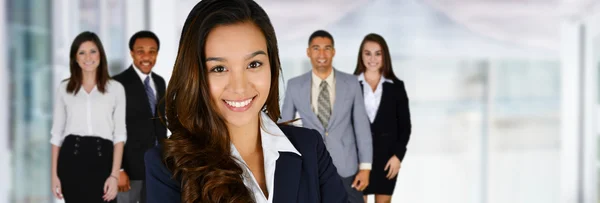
left=113, top=66, right=168, bottom=180
left=360, top=79, right=412, bottom=161
left=144, top=125, right=348, bottom=203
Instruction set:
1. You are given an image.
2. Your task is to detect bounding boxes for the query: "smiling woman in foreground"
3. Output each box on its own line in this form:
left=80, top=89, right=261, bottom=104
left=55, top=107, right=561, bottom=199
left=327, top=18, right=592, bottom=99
left=143, top=0, right=347, bottom=202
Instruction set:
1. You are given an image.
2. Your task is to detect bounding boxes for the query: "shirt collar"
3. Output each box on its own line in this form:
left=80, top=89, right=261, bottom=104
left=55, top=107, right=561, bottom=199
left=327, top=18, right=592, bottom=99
left=259, top=112, right=301, bottom=156
left=230, top=112, right=302, bottom=157
left=311, top=69, right=335, bottom=87
left=132, top=64, right=152, bottom=82
left=357, top=72, right=393, bottom=85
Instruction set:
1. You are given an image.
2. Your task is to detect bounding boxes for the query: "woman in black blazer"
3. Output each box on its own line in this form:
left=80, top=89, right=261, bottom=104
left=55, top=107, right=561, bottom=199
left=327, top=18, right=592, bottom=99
left=143, top=0, right=347, bottom=202
left=354, top=33, right=412, bottom=203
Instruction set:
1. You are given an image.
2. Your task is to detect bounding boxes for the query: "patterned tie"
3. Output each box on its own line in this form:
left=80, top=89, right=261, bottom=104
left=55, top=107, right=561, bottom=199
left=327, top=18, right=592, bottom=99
left=144, top=76, right=157, bottom=116
left=317, top=80, right=331, bottom=128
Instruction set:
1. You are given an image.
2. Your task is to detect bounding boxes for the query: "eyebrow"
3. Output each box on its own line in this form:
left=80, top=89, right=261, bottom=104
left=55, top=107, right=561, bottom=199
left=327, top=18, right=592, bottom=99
left=311, top=45, right=333, bottom=48
left=206, top=50, right=267, bottom=62
left=135, top=47, right=157, bottom=50
left=79, top=49, right=97, bottom=52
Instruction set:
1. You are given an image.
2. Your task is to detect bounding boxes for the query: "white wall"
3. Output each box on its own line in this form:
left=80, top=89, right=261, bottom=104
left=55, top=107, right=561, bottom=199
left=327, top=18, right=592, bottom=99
left=560, top=19, right=584, bottom=203
left=148, top=0, right=178, bottom=84
left=582, top=11, right=600, bottom=203
left=124, top=0, right=149, bottom=69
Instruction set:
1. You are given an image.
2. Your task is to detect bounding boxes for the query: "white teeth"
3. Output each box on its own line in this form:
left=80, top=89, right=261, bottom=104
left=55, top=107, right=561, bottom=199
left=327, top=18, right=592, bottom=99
left=318, top=59, right=326, bottom=63
left=225, top=97, right=253, bottom=108
left=142, top=62, right=150, bottom=66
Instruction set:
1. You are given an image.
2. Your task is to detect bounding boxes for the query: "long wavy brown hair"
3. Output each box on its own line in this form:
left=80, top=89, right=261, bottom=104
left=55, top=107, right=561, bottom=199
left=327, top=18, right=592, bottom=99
left=353, top=33, right=400, bottom=81
left=66, top=31, right=110, bottom=94
left=161, top=0, right=281, bottom=202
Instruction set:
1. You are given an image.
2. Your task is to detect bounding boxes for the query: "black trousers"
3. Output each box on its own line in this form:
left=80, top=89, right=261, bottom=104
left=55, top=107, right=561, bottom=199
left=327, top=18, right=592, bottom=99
left=58, top=135, right=115, bottom=203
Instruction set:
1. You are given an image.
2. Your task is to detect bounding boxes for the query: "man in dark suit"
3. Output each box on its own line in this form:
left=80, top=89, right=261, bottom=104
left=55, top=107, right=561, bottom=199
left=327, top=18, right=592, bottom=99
left=113, top=31, right=167, bottom=203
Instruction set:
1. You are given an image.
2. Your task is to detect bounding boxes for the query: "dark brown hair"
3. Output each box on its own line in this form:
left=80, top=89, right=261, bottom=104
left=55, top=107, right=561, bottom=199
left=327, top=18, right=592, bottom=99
left=66, top=31, right=109, bottom=94
left=162, top=0, right=281, bottom=202
left=308, top=30, right=334, bottom=47
left=353, top=33, right=399, bottom=81
left=128, top=30, right=160, bottom=51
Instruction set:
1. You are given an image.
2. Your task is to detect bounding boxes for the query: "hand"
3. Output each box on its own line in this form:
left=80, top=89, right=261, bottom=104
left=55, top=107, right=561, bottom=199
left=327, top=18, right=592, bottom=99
left=385, top=155, right=401, bottom=180
left=51, top=174, right=63, bottom=200
left=118, top=171, right=131, bottom=192
left=103, top=175, right=119, bottom=201
left=351, top=170, right=370, bottom=191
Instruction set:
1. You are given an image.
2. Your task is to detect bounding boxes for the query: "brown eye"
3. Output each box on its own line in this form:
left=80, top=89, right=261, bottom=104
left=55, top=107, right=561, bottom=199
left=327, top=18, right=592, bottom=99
left=210, top=66, right=227, bottom=72
left=248, top=61, right=262, bottom=69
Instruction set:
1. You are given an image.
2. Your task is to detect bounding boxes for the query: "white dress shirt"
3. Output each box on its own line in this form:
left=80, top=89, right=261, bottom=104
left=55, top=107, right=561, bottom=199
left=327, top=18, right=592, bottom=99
left=50, top=80, right=127, bottom=146
left=230, top=112, right=301, bottom=203
left=310, top=70, right=335, bottom=113
left=358, top=73, right=394, bottom=123
left=132, top=64, right=157, bottom=97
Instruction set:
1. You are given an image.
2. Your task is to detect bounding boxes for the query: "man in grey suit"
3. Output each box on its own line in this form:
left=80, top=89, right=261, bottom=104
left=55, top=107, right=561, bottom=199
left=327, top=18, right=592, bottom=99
left=281, top=30, right=373, bottom=203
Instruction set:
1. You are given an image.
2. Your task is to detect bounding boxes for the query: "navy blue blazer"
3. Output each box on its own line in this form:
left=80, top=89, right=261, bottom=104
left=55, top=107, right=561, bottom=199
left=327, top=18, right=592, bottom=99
left=144, top=125, right=348, bottom=203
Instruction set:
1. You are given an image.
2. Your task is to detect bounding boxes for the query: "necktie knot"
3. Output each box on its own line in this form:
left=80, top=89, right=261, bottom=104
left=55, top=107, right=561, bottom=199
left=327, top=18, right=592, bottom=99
left=320, top=80, right=328, bottom=89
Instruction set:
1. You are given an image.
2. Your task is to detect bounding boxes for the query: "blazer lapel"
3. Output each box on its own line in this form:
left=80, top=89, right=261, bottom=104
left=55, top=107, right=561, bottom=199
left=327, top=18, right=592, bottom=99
left=273, top=152, right=302, bottom=202
left=126, top=66, right=153, bottom=117
left=151, top=73, right=165, bottom=118
left=327, top=69, right=347, bottom=129
left=359, top=80, right=364, bottom=92
left=151, top=74, right=164, bottom=103
left=372, top=82, right=391, bottom=125
left=299, top=72, right=324, bottom=131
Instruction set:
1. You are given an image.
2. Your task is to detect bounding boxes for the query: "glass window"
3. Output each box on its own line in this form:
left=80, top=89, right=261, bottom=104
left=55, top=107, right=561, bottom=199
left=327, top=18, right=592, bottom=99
left=8, top=0, right=53, bottom=202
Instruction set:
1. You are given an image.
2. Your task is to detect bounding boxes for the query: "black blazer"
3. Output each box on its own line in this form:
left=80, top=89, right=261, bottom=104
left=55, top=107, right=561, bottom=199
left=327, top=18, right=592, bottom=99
left=113, top=66, right=167, bottom=180
left=144, top=125, right=348, bottom=203
left=360, top=79, right=412, bottom=161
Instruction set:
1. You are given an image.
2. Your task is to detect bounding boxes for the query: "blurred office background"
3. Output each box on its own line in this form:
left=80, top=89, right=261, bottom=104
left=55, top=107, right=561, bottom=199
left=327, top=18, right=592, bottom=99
left=1, top=0, right=600, bottom=202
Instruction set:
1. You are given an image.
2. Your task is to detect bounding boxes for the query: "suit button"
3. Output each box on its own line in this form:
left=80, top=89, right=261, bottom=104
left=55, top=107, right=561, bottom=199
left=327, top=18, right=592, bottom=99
left=73, top=150, right=78, bottom=155
left=97, top=139, right=100, bottom=143
left=98, top=152, right=102, bottom=157
left=74, top=143, right=79, bottom=148
left=97, top=146, right=101, bottom=150
left=76, top=137, right=80, bottom=141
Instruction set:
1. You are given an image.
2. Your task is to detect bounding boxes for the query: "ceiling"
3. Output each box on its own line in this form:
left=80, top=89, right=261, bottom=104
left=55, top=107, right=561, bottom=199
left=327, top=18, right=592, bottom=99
left=176, top=0, right=600, bottom=57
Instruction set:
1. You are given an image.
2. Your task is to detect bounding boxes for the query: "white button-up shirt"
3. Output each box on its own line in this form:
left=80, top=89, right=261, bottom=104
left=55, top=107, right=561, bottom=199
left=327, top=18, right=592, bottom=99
left=310, top=70, right=335, bottom=114
left=358, top=73, right=394, bottom=123
left=230, top=112, right=301, bottom=203
left=50, top=80, right=127, bottom=146
left=132, top=64, right=157, bottom=97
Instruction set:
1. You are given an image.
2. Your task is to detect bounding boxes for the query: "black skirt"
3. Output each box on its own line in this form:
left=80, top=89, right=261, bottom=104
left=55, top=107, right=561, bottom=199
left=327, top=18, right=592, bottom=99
left=57, top=135, right=115, bottom=203
left=363, top=132, right=399, bottom=195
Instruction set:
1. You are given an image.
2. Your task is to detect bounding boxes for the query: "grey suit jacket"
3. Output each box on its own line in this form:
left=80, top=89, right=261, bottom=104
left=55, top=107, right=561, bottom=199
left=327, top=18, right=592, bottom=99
left=281, top=69, right=373, bottom=178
